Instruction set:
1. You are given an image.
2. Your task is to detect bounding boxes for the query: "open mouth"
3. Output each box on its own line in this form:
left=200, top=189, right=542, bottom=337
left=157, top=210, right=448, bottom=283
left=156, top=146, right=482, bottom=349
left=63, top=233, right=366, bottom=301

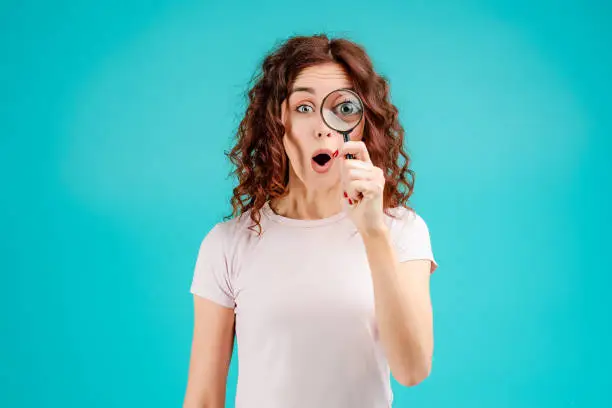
left=311, top=149, right=336, bottom=173
left=312, top=153, right=332, bottom=166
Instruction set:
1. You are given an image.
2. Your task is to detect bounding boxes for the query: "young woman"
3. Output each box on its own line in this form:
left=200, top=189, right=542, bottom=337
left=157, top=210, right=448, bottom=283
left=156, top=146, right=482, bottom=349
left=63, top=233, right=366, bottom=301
left=183, top=34, right=438, bottom=408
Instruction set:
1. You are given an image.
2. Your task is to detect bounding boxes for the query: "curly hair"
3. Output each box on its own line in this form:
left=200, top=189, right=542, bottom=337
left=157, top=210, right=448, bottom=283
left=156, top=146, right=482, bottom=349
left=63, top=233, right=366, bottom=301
left=224, top=34, right=415, bottom=235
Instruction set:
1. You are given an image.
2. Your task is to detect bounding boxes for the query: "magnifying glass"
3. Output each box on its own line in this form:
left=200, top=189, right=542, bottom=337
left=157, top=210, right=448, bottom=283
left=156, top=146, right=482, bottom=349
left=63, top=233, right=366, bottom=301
left=320, top=88, right=364, bottom=160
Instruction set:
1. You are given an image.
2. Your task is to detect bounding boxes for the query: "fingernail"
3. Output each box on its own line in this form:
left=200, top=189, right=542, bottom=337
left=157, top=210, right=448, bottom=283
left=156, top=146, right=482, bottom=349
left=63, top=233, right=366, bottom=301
left=332, top=150, right=339, bottom=158
left=348, top=199, right=353, bottom=205
left=343, top=191, right=348, bottom=198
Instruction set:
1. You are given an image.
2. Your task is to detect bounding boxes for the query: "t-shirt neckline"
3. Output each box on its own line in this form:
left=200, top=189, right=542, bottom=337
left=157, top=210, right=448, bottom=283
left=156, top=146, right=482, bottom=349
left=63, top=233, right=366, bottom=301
left=262, top=201, right=348, bottom=228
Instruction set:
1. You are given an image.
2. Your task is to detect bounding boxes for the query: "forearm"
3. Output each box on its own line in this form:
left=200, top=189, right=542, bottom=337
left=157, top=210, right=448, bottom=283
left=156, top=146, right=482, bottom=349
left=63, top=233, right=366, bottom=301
left=183, top=369, right=227, bottom=408
left=361, top=227, right=434, bottom=386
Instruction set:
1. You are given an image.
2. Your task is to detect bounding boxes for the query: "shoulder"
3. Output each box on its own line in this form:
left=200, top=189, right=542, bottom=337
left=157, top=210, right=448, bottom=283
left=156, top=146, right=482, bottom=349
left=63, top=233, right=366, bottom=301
left=385, top=205, right=437, bottom=270
left=200, top=207, right=262, bottom=250
left=385, top=205, right=430, bottom=235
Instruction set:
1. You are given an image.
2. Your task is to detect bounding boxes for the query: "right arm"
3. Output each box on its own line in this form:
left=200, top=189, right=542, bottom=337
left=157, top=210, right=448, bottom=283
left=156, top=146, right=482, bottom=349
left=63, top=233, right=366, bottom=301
left=183, top=295, right=235, bottom=408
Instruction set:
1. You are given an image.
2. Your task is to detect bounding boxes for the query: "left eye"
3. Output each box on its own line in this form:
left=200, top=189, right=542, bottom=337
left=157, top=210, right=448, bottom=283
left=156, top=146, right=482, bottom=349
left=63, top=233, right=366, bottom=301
left=333, top=101, right=360, bottom=116
left=296, top=105, right=314, bottom=113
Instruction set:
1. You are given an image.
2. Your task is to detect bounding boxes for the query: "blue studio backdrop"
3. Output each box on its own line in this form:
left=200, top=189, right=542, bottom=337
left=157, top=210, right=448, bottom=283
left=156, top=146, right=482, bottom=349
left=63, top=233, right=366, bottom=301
left=1, top=0, right=611, bottom=407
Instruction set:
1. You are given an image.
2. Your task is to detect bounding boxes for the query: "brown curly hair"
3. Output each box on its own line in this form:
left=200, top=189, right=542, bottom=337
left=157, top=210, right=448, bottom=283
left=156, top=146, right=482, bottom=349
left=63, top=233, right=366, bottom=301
left=224, top=34, right=415, bottom=235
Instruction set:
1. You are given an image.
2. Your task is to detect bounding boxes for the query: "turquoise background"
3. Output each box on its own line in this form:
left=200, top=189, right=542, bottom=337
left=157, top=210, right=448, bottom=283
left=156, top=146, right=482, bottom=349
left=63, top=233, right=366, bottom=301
left=2, top=0, right=611, bottom=407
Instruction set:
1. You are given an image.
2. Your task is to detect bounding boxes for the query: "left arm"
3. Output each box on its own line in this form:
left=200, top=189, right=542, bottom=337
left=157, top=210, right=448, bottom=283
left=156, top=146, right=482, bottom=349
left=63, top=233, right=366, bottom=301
left=362, top=227, right=434, bottom=387
left=340, top=140, right=435, bottom=387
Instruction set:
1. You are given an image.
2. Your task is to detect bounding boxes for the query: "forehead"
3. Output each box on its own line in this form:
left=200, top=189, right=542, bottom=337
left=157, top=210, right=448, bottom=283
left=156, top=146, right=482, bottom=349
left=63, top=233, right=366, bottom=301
left=291, top=63, right=353, bottom=97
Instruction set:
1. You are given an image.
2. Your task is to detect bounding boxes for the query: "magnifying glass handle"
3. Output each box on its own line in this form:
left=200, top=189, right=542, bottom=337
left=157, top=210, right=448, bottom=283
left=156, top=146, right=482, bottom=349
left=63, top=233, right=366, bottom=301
left=342, top=132, right=354, bottom=159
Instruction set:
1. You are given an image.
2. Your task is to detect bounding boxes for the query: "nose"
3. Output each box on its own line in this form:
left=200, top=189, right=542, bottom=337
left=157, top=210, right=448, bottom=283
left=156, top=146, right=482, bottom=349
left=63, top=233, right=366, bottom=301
left=316, top=117, right=334, bottom=138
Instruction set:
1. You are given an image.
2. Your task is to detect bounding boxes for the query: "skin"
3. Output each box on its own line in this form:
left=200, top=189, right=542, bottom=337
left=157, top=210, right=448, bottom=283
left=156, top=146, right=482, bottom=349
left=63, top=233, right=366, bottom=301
left=183, top=63, right=434, bottom=407
left=274, top=62, right=366, bottom=220
left=183, top=297, right=234, bottom=408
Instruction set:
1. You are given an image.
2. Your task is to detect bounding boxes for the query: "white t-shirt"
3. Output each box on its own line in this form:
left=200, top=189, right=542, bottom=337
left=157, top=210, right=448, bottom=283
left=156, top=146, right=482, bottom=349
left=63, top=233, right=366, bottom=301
left=190, top=201, right=437, bottom=408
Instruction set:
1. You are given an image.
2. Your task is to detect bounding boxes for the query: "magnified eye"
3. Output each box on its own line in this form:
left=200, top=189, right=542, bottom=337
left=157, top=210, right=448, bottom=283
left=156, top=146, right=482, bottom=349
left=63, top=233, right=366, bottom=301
left=296, top=104, right=314, bottom=113
left=333, top=100, right=361, bottom=116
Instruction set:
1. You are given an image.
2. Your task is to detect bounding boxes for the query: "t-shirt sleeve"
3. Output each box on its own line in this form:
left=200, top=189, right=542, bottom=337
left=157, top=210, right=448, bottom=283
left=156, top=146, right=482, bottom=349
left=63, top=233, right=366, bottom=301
left=189, top=223, right=236, bottom=308
left=394, top=209, right=438, bottom=273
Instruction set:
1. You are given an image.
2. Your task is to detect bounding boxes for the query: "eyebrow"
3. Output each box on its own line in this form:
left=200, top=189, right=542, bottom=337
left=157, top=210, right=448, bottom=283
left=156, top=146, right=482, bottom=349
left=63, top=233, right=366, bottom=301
left=289, top=86, right=316, bottom=95
left=288, top=86, right=356, bottom=96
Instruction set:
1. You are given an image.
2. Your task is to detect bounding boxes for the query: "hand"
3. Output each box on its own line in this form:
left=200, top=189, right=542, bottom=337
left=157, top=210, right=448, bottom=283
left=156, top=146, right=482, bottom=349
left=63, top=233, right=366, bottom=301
left=340, top=141, right=388, bottom=237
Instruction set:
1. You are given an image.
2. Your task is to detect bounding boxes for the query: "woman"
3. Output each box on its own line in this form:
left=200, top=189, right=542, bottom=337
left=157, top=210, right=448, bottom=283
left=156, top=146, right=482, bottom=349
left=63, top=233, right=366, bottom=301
left=183, top=34, right=438, bottom=408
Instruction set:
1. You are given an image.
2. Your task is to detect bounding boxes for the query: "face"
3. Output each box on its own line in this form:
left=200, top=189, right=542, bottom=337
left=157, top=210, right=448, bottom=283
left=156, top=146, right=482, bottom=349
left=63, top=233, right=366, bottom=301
left=281, top=63, right=365, bottom=189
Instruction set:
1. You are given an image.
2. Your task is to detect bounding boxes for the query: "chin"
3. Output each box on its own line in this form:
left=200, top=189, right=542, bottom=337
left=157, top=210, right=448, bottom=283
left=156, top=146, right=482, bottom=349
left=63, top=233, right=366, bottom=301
left=306, top=171, right=339, bottom=187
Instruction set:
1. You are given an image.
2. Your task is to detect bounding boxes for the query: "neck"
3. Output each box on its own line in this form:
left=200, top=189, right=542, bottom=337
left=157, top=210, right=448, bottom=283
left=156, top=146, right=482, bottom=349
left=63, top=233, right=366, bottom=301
left=270, top=175, right=343, bottom=220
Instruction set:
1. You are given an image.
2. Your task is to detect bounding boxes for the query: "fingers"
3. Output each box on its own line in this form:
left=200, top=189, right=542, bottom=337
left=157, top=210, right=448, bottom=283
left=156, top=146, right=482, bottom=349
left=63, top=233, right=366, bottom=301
left=345, top=179, right=379, bottom=203
left=340, top=141, right=371, bottom=163
left=339, top=141, right=384, bottom=206
left=344, top=158, right=372, bottom=170
left=346, top=168, right=375, bottom=182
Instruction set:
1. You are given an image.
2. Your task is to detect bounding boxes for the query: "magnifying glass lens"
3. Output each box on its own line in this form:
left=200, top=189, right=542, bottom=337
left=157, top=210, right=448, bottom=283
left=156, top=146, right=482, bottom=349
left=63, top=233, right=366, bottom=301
left=321, top=89, right=364, bottom=133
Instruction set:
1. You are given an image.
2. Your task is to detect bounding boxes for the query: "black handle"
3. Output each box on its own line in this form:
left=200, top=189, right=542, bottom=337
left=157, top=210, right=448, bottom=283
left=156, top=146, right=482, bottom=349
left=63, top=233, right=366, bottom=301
left=342, top=132, right=354, bottom=159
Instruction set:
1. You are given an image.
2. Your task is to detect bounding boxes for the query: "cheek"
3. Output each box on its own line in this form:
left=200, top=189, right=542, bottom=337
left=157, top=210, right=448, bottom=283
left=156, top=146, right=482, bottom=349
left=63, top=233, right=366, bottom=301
left=282, top=109, right=325, bottom=176
left=283, top=123, right=309, bottom=170
left=351, top=120, right=366, bottom=141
